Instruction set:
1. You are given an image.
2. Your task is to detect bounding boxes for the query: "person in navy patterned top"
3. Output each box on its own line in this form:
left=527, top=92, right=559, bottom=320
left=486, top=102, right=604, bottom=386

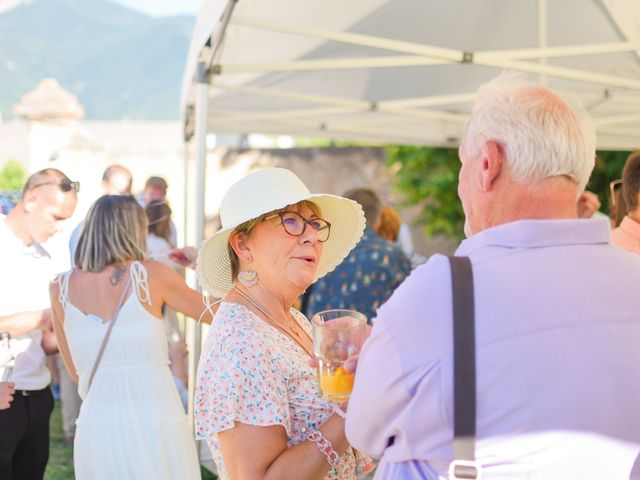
left=304, top=189, right=412, bottom=324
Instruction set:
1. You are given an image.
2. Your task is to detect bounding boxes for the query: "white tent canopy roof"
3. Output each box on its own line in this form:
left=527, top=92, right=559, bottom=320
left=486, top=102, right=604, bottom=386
left=181, top=0, right=640, bottom=149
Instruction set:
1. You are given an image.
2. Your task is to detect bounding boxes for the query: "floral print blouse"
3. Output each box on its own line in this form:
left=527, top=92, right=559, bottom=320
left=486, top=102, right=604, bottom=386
left=194, top=302, right=358, bottom=480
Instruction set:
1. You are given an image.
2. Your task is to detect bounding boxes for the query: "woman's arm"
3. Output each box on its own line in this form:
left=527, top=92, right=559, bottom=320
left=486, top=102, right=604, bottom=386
left=49, top=282, right=79, bottom=383
left=144, top=261, right=215, bottom=324
left=0, top=310, right=50, bottom=338
left=219, top=413, right=349, bottom=480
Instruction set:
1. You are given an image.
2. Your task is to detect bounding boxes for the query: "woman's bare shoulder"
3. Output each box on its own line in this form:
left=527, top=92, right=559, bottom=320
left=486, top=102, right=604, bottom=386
left=140, top=259, right=175, bottom=276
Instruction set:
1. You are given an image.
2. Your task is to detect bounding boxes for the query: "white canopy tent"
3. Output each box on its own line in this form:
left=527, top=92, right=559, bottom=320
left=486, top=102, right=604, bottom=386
left=181, top=0, right=640, bottom=149
left=179, top=0, right=640, bottom=429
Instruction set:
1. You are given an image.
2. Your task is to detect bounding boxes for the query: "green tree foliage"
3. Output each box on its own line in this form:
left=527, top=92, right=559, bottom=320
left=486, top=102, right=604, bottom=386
left=0, top=160, right=27, bottom=191
left=588, top=150, right=630, bottom=216
left=387, top=146, right=464, bottom=240
left=387, top=146, right=633, bottom=241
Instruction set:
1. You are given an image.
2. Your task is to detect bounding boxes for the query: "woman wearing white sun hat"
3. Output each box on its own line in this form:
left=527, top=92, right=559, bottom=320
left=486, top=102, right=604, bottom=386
left=194, top=168, right=371, bottom=480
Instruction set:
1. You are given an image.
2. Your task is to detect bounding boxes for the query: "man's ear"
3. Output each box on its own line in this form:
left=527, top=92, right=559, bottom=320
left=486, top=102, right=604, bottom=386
left=22, top=190, right=38, bottom=214
left=229, top=231, right=252, bottom=263
left=479, top=140, right=503, bottom=192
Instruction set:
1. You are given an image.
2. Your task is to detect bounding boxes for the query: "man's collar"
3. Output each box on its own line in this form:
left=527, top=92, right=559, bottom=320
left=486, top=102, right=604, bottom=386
left=456, top=217, right=611, bottom=256
left=0, top=217, right=51, bottom=258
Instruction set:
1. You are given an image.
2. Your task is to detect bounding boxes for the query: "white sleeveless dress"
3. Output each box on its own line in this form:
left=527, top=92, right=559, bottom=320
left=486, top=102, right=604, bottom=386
left=58, top=262, right=201, bottom=480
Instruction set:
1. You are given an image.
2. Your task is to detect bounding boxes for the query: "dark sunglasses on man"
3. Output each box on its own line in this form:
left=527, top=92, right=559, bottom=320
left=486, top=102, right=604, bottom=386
left=32, top=179, right=80, bottom=194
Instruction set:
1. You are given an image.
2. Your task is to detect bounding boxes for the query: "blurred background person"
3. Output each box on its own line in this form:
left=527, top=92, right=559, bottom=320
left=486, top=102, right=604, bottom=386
left=146, top=200, right=176, bottom=266
left=576, top=190, right=601, bottom=218
left=139, top=176, right=177, bottom=246
left=376, top=205, right=402, bottom=243
left=140, top=175, right=168, bottom=206
left=612, top=151, right=640, bottom=253
left=304, top=188, right=411, bottom=323
left=100, top=165, right=133, bottom=197
left=0, top=168, right=77, bottom=479
left=69, top=164, right=133, bottom=257
left=50, top=195, right=212, bottom=480
left=145, top=200, right=189, bottom=408
left=376, top=205, right=427, bottom=269
left=0, top=341, right=15, bottom=411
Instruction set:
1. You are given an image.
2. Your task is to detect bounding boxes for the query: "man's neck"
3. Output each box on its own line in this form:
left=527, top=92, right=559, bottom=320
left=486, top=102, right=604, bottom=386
left=481, top=177, right=579, bottom=232
left=627, top=210, right=640, bottom=225
left=4, top=205, right=33, bottom=245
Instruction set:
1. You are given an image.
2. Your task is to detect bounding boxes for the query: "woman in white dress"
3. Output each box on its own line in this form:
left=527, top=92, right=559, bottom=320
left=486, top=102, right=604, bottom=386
left=50, top=195, right=212, bottom=480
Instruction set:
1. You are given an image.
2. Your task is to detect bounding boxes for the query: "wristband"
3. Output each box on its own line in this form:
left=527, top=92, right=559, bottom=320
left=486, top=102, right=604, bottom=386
left=332, top=404, right=347, bottom=419
left=301, top=427, right=340, bottom=467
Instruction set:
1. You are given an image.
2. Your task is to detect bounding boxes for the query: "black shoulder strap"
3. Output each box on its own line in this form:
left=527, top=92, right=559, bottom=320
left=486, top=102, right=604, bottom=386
left=447, top=256, right=479, bottom=479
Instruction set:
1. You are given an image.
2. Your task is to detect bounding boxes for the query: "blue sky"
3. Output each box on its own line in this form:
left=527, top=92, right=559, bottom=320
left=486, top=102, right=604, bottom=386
left=112, top=0, right=204, bottom=16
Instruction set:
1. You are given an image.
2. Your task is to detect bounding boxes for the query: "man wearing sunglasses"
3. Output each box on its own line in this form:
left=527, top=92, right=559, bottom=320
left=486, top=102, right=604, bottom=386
left=612, top=151, right=640, bottom=253
left=0, top=168, right=77, bottom=479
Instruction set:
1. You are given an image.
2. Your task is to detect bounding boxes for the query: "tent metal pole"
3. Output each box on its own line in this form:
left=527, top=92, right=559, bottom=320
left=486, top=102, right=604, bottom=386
left=187, top=61, right=209, bottom=430
left=217, top=115, right=451, bottom=145
left=598, top=0, right=640, bottom=63
left=597, top=126, right=640, bottom=138
left=211, top=84, right=467, bottom=122
left=481, top=42, right=640, bottom=60
left=537, top=0, right=548, bottom=86
left=231, top=15, right=640, bottom=90
left=218, top=55, right=444, bottom=73
left=216, top=42, right=640, bottom=76
left=231, top=15, right=462, bottom=61
left=594, top=112, right=640, bottom=126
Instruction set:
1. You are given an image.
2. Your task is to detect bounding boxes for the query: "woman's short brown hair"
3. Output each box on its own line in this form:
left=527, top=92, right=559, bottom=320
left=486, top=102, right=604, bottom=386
left=376, top=205, right=402, bottom=242
left=146, top=201, right=173, bottom=244
left=227, top=200, right=321, bottom=282
left=622, top=151, right=640, bottom=212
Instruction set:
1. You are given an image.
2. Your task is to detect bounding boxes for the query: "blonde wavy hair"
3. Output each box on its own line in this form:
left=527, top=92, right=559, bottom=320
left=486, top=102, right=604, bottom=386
left=75, top=195, right=148, bottom=272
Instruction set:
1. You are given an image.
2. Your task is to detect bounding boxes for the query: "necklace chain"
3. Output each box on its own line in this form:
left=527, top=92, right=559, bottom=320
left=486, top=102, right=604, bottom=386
left=233, top=287, right=303, bottom=339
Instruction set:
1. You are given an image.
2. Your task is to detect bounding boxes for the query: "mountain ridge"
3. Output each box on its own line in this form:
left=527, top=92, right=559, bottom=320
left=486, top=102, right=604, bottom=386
left=0, top=0, right=194, bottom=120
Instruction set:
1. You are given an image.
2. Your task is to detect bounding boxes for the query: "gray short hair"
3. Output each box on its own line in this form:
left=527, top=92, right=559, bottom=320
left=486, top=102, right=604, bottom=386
left=462, top=72, right=596, bottom=191
left=343, top=188, right=381, bottom=227
left=75, top=195, right=148, bottom=272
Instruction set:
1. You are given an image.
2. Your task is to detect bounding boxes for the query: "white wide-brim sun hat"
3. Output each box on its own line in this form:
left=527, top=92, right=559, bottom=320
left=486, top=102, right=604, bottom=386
left=196, top=168, right=366, bottom=298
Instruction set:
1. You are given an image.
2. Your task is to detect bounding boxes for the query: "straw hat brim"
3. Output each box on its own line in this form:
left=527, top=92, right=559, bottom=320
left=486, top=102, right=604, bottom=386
left=196, top=193, right=365, bottom=298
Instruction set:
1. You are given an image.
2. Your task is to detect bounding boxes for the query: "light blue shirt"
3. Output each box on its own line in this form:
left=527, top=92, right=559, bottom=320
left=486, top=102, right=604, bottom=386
left=347, top=218, right=640, bottom=479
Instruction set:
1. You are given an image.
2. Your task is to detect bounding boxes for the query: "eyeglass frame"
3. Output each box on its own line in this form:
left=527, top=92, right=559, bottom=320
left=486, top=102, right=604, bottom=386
left=609, top=179, right=623, bottom=206
left=31, top=179, right=80, bottom=194
left=263, top=211, right=332, bottom=242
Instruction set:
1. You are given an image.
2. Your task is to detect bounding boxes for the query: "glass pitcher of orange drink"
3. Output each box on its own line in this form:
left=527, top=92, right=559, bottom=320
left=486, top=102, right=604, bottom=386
left=311, top=309, right=367, bottom=402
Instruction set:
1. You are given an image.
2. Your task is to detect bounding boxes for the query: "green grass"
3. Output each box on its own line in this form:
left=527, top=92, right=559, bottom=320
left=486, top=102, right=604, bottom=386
left=45, top=400, right=217, bottom=479
left=44, top=400, right=74, bottom=480
left=201, top=467, right=217, bottom=480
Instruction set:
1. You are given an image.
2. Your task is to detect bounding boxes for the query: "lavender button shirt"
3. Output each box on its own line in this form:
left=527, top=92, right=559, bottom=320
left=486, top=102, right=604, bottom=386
left=346, top=218, right=640, bottom=479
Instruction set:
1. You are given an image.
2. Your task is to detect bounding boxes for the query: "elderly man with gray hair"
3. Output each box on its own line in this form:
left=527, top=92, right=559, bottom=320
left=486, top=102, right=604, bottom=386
left=346, top=73, right=640, bottom=479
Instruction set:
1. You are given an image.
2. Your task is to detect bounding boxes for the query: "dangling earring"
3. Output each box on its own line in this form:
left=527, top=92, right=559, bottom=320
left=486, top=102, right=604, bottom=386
left=238, top=271, right=258, bottom=287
